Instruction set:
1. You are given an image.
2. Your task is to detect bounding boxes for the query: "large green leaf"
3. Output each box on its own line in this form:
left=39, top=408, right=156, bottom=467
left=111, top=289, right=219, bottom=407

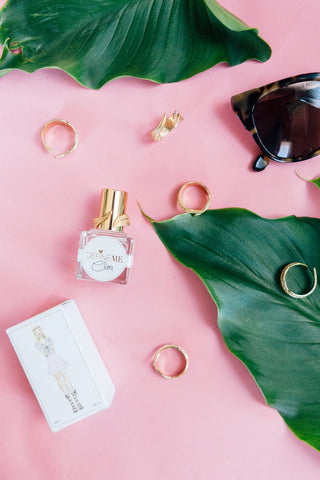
left=147, top=208, right=320, bottom=451
left=0, top=0, right=271, bottom=89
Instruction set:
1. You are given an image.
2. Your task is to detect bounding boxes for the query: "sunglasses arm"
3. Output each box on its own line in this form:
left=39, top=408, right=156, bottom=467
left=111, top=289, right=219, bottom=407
left=253, top=154, right=270, bottom=172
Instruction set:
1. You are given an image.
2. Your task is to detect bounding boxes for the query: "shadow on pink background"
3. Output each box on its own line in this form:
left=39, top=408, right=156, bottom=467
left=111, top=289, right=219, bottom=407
left=1, top=0, right=320, bottom=478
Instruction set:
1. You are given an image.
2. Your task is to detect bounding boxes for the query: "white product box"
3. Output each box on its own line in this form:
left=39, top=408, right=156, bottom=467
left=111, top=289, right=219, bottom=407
left=6, top=300, right=115, bottom=432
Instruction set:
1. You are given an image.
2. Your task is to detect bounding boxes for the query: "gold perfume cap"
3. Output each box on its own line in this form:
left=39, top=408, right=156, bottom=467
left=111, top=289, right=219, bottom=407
left=94, top=189, right=130, bottom=232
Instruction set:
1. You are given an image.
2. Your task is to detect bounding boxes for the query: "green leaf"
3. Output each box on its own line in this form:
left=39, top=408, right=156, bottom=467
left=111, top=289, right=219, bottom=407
left=148, top=208, right=320, bottom=451
left=0, top=0, right=271, bottom=89
left=311, top=177, right=320, bottom=189
left=296, top=171, right=320, bottom=190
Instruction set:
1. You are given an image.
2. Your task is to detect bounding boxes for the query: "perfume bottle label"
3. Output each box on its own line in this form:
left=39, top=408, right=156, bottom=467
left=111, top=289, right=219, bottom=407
left=79, top=237, right=129, bottom=282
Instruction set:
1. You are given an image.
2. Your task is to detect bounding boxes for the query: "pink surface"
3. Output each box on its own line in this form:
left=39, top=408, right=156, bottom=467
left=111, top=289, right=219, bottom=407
left=1, top=0, right=320, bottom=478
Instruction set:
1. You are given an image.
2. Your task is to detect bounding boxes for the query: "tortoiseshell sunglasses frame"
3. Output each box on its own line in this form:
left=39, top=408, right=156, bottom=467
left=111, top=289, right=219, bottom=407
left=231, top=72, right=320, bottom=171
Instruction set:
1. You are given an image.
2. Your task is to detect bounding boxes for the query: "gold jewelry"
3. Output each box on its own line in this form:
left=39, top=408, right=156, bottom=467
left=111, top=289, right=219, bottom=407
left=153, top=344, right=189, bottom=379
left=178, top=181, right=212, bottom=215
left=41, top=119, right=78, bottom=158
left=280, top=262, right=317, bottom=298
left=150, top=111, right=183, bottom=142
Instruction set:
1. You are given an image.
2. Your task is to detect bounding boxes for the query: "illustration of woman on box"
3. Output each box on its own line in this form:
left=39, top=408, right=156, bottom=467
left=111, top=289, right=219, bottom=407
left=33, top=325, right=84, bottom=413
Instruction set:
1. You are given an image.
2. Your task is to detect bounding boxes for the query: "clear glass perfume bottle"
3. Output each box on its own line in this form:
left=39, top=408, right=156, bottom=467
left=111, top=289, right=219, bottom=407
left=76, top=189, right=134, bottom=284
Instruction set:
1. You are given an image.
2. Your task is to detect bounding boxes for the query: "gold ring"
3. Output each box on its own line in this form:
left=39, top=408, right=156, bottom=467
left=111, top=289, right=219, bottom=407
left=280, top=262, right=317, bottom=298
left=152, top=344, right=189, bottom=379
left=178, top=181, right=211, bottom=215
left=150, top=111, right=183, bottom=142
left=41, top=119, right=78, bottom=158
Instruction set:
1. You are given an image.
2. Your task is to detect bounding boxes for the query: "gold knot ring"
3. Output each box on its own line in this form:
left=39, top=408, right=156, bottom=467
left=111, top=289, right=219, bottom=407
left=41, top=119, right=78, bottom=158
left=280, top=262, right=317, bottom=298
left=153, top=344, right=189, bottom=379
left=150, top=111, right=183, bottom=142
left=178, top=181, right=211, bottom=216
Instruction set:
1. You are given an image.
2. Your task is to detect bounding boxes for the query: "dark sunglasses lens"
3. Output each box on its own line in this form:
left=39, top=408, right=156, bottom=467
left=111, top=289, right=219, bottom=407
left=252, top=81, right=320, bottom=159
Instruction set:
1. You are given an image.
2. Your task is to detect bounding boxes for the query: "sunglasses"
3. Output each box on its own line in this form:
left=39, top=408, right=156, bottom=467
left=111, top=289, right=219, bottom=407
left=231, top=73, right=320, bottom=171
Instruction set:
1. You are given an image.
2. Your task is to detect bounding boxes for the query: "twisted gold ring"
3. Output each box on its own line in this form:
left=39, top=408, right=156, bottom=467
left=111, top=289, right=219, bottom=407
left=153, top=344, right=189, bottom=379
left=41, top=118, right=78, bottom=158
left=280, top=262, right=317, bottom=298
left=178, top=181, right=211, bottom=216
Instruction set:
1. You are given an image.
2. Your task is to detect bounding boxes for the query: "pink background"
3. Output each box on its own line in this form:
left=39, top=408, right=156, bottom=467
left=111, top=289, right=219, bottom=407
left=1, top=0, right=320, bottom=478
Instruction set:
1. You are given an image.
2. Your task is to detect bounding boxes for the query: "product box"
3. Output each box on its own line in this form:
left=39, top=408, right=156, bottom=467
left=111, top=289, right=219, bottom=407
left=6, top=300, right=115, bottom=432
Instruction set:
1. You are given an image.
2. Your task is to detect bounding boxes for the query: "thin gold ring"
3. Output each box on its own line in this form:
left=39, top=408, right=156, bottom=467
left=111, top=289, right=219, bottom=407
left=280, top=262, right=317, bottom=298
left=41, top=119, right=78, bottom=158
left=178, top=181, right=211, bottom=215
left=153, top=344, right=189, bottom=379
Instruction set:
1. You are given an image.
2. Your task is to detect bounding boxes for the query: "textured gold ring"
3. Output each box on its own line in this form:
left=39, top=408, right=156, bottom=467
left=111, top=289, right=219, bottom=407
left=153, top=344, right=189, bottom=379
left=280, top=262, right=317, bottom=298
left=178, top=181, right=211, bottom=215
left=41, top=119, right=78, bottom=158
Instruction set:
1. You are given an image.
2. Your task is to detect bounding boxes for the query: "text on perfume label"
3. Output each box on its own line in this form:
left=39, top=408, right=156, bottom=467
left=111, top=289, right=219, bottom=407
left=85, top=252, right=124, bottom=263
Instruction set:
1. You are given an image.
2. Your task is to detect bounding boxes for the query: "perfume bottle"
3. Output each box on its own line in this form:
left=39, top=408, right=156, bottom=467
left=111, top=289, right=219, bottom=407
left=76, top=189, right=134, bottom=284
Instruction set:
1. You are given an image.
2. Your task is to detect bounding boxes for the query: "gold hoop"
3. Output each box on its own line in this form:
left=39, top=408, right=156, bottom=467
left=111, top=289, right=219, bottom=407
left=178, top=181, right=211, bottom=216
left=152, top=344, right=189, bottom=379
left=280, top=262, right=317, bottom=298
left=41, top=119, right=78, bottom=158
